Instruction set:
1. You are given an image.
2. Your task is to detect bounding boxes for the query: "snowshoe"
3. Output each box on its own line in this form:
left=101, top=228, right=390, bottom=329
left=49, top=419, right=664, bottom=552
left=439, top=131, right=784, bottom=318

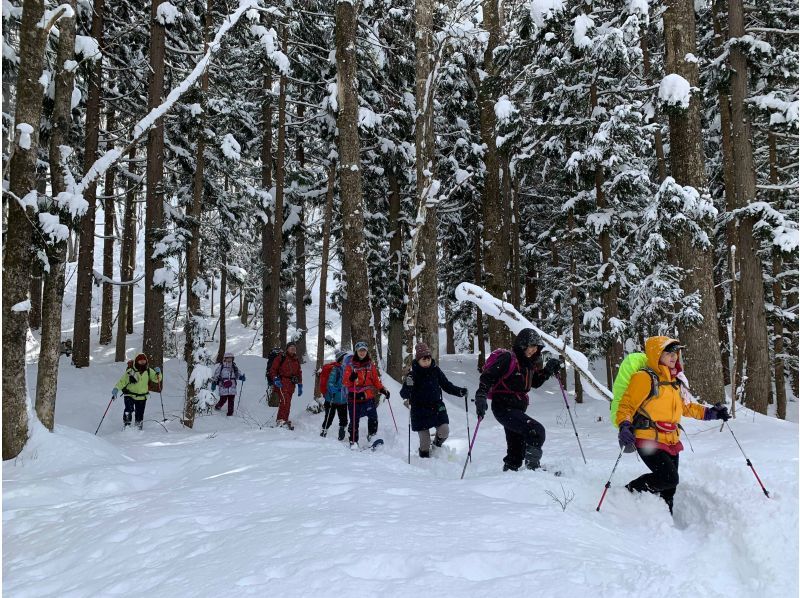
left=363, top=439, right=384, bottom=451
left=419, top=448, right=431, bottom=458
left=320, top=428, right=328, bottom=438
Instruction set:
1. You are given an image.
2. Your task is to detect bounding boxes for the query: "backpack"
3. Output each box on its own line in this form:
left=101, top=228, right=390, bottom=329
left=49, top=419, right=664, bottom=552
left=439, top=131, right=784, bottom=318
left=319, top=362, right=338, bottom=396
left=266, top=348, right=284, bottom=386
left=125, top=359, right=162, bottom=393
left=483, top=349, right=518, bottom=399
left=610, top=352, right=679, bottom=428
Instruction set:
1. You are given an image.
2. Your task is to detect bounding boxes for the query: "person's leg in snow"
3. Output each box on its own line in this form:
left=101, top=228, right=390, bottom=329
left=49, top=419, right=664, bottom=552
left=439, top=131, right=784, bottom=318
left=321, top=401, right=334, bottom=436
left=626, top=449, right=680, bottom=514
left=276, top=381, right=295, bottom=426
left=133, top=399, right=146, bottom=429
left=335, top=403, right=348, bottom=440
left=123, top=396, right=135, bottom=427
left=432, top=423, right=449, bottom=447
left=417, top=429, right=432, bottom=458
left=365, top=399, right=378, bottom=441
left=493, top=405, right=546, bottom=470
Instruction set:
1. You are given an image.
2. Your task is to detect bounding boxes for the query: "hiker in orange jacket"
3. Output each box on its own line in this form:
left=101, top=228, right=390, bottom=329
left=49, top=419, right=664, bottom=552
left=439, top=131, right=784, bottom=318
left=344, top=341, right=389, bottom=446
left=616, top=336, right=730, bottom=513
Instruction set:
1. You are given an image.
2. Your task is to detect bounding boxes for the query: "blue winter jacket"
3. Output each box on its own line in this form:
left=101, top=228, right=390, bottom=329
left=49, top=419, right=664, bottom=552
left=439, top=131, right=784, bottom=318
left=324, top=363, right=346, bottom=405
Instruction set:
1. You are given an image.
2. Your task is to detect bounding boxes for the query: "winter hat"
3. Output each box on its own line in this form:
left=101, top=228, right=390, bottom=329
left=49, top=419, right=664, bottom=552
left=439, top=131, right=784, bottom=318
left=354, top=341, right=368, bottom=352
left=285, top=342, right=297, bottom=351
left=513, top=328, right=545, bottom=352
left=223, top=351, right=234, bottom=360
left=335, top=349, right=348, bottom=362
left=414, top=342, right=432, bottom=361
left=134, top=352, right=149, bottom=372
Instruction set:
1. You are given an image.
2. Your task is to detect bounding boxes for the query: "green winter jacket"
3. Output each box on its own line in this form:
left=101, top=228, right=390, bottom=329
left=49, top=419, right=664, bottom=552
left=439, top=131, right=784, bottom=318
left=115, top=367, right=162, bottom=400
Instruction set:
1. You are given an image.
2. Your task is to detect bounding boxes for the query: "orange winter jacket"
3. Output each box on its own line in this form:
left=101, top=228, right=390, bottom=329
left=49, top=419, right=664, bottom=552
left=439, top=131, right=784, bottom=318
left=615, top=336, right=706, bottom=446
left=344, top=357, right=384, bottom=401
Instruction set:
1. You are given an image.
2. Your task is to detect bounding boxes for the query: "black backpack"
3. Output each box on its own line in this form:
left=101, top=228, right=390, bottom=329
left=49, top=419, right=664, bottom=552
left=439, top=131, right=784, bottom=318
left=266, top=347, right=284, bottom=386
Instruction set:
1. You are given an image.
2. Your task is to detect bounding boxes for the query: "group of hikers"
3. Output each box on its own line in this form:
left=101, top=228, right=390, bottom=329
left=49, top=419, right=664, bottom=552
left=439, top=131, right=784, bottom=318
left=111, top=327, right=731, bottom=514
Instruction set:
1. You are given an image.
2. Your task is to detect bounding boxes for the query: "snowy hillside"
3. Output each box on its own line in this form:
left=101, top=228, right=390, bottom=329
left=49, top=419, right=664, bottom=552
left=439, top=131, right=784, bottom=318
left=5, top=305, right=798, bottom=597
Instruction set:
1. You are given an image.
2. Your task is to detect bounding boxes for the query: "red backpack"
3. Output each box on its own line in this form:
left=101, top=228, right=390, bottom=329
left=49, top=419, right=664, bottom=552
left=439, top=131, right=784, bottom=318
left=482, top=349, right=518, bottom=399
left=126, top=359, right=163, bottom=393
left=319, top=362, right=338, bottom=396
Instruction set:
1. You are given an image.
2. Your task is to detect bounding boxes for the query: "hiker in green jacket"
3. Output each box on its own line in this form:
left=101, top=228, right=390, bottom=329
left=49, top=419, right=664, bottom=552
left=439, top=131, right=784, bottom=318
left=112, top=353, right=163, bottom=430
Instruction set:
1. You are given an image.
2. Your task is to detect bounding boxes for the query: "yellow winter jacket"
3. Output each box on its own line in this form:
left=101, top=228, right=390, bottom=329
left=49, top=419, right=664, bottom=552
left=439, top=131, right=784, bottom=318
left=115, top=366, right=162, bottom=400
left=615, top=336, right=706, bottom=445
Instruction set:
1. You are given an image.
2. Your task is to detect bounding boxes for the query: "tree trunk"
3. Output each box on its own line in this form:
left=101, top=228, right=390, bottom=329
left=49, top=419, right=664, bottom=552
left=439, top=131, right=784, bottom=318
left=29, top=273, right=42, bottom=331
left=640, top=29, right=667, bottom=182
left=410, top=0, right=439, bottom=362
left=726, top=0, right=771, bottom=414
left=341, top=291, right=352, bottom=350
left=445, top=301, right=456, bottom=355
left=72, top=0, right=105, bottom=367
left=294, top=104, right=307, bottom=360
left=386, top=168, right=405, bottom=379
left=115, top=146, right=137, bottom=362
left=36, top=0, right=78, bottom=431
left=215, top=264, right=227, bottom=363
left=568, top=209, right=584, bottom=403
left=373, top=305, right=383, bottom=362
left=271, top=31, right=287, bottom=350
left=478, top=0, right=509, bottom=350
left=662, top=0, right=725, bottom=405
left=99, top=109, right=116, bottom=345
left=126, top=208, right=135, bottom=334
left=314, top=162, right=336, bottom=398
left=768, top=133, right=786, bottom=419
left=474, top=218, right=486, bottom=370
left=261, top=62, right=276, bottom=356
left=143, top=0, right=167, bottom=368
left=3, top=0, right=51, bottom=457
left=335, top=1, right=374, bottom=354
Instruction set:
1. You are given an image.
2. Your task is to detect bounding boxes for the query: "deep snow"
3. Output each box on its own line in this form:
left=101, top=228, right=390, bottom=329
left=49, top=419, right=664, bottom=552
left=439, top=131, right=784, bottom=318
left=4, top=220, right=798, bottom=597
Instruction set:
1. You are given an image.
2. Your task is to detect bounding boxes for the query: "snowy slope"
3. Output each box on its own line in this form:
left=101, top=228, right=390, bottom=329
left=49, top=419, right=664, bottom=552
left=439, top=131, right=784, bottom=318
left=5, top=223, right=798, bottom=597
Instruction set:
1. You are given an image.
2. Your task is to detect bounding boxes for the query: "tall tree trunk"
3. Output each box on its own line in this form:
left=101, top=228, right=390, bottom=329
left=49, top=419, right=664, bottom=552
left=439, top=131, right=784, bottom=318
left=143, top=0, right=167, bottom=368
left=409, top=0, right=439, bottom=362
left=261, top=62, right=275, bottom=356
left=568, top=209, right=584, bottom=403
left=294, top=104, right=307, bottom=360
left=271, top=31, right=287, bottom=350
left=126, top=208, right=135, bottom=334
left=72, top=0, right=105, bottom=367
left=183, top=0, right=211, bottom=429
left=314, top=162, right=336, bottom=398
left=29, top=272, right=42, bottom=331
left=726, top=0, right=771, bottom=413
left=4, top=0, right=54, bottom=457
left=768, top=133, right=786, bottom=419
left=335, top=1, right=374, bottom=353
left=341, top=291, right=352, bottom=350
left=215, top=264, right=227, bottom=363
left=662, top=0, right=725, bottom=405
left=115, top=146, right=137, bottom=362
left=373, top=305, right=383, bottom=362
left=386, top=168, right=405, bottom=379
left=640, top=28, right=667, bottom=182
left=36, top=0, right=78, bottom=431
left=508, top=158, right=522, bottom=310
left=474, top=218, right=486, bottom=370
left=99, top=109, right=116, bottom=345
left=478, top=0, right=509, bottom=350
left=444, top=301, right=456, bottom=355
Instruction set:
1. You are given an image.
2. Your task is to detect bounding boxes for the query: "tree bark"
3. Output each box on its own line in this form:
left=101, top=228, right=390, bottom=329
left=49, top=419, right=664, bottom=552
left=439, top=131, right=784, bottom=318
left=726, top=0, right=771, bottom=414
left=261, top=62, right=276, bottom=356
left=568, top=209, right=584, bottom=403
left=3, top=0, right=51, bottom=457
left=335, top=1, right=374, bottom=354
left=72, top=0, right=105, bottom=366
left=126, top=206, right=135, bottom=334
left=386, top=168, right=405, bottom=379
left=314, top=163, right=336, bottom=398
left=445, top=301, right=456, bottom=355
left=143, top=0, right=168, bottom=368
left=341, top=291, right=352, bottom=350
left=29, top=273, right=42, bottom=331
left=215, top=264, right=227, bottom=363
left=115, top=146, right=137, bottom=362
left=294, top=103, right=308, bottom=360
left=662, top=0, right=726, bottom=405
left=768, top=133, right=786, bottom=419
left=271, top=31, right=287, bottom=350
left=474, top=217, right=486, bottom=370
left=99, top=109, right=116, bottom=345
left=36, top=0, right=78, bottom=431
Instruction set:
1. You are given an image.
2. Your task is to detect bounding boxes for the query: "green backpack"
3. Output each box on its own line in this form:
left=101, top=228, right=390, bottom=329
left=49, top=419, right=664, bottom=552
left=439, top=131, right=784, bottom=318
left=610, top=353, right=677, bottom=428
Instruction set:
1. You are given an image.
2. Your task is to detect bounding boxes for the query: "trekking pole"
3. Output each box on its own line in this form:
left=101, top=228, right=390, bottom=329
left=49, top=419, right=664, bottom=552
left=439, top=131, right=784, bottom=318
left=408, top=420, right=411, bottom=464
left=385, top=395, right=399, bottom=433
left=159, top=390, right=167, bottom=422
left=596, top=448, right=624, bottom=512
left=95, top=396, right=115, bottom=435
left=460, top=417, right=483, bottom=480
left=464, top=390, right=472, bottom=463
left=236, top=381, right=245, bottom=412
left=557, top=377, right=587, bottom=464
left=722, top=421, right=770, bottom=498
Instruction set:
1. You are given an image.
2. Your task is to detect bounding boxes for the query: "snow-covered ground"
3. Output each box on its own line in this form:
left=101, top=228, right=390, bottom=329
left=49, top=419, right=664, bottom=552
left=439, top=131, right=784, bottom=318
left=4, top=223, right=798, bottom=597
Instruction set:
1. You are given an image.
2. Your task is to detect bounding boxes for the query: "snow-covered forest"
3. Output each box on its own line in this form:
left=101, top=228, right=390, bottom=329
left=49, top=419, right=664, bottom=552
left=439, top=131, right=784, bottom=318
left=2, top=0, right=798, bottom=595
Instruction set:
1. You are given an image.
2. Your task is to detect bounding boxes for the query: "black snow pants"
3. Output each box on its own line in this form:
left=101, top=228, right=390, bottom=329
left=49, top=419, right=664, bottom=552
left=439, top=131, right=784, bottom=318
left=627, top=448, right=680, bottom=514
left=491, top=403, right=546, bottom=470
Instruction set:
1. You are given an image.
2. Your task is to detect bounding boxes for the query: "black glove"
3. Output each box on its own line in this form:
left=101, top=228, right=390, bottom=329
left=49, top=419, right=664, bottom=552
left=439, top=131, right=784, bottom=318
left=474, top=387, right=488, bottom=419
left=543, top=358, right=561, bottom=377
left=618, top=421, right=636, bottom=453
left=458, top=387, right=468, bottom=397
left=349, top=370, right=358, bottom=382
left=704, top=403, right=730, bottom=422
left=290, top=376, right=299, bottom=384
left=380, top=388, right=390, bottom=399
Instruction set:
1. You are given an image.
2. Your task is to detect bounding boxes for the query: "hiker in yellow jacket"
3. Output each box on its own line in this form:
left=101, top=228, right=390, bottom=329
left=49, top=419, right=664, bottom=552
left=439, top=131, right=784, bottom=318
left=112, top=353, right=163, bottom=430
left=615, top=336, right=729, bottom=513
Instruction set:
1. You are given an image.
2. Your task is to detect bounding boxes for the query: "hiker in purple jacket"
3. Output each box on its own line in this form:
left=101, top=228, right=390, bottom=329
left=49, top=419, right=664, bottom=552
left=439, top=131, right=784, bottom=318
left=473, top=328, right=561, bottom=471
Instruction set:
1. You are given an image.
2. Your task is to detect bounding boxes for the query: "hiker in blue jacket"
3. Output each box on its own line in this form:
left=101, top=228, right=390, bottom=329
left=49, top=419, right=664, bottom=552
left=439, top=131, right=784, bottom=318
left=473, top=328, right=561, bottom=471
left=320, top=349, right=348, bottom=440
left=400, top=343, right=468, bottom=458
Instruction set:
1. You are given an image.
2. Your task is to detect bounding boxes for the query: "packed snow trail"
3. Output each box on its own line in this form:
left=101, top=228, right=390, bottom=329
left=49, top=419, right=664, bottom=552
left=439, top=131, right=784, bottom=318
left=5, top=351, right=797, bottom=598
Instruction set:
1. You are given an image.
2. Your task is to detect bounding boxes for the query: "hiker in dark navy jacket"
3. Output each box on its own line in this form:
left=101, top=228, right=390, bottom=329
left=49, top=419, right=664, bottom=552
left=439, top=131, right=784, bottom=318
left=400, top=343, right=468, bottom=458
left=473, top=329, right=561, bottom=471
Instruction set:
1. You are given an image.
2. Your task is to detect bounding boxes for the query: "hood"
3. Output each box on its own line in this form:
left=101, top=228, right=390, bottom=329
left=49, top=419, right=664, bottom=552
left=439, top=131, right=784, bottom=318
left=513, top=328, right=545, bottom=352
left=645, top=336, right=681, bottom=377
left=134, top=352, right=149, bottom=372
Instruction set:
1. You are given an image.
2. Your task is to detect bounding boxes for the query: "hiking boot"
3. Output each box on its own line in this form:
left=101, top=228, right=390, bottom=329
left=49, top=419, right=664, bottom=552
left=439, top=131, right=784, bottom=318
left=503, top=463, right=520, bottom=472
left=349, top=441, right=359, bottom=450
left=432, top=436, right=445, bottom=448
left=367, top=433, right=376, bottom=443
left=135, top=421, right=143, bottom=431
left=524, top=446, right=543, bottom=470
left=214, top=406, right=222, bottom=412
left=418, top=449, right=431, bottom=458
left=338, top=426, right=346, bottom=441
left=320, top=428, right=328, bottom=438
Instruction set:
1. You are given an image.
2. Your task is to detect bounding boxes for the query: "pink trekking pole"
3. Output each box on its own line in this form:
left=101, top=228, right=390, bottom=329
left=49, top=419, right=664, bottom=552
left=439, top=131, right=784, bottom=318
left=460, top=417, right=483, bottom=480
left=596, top=448, right=624, bottom=512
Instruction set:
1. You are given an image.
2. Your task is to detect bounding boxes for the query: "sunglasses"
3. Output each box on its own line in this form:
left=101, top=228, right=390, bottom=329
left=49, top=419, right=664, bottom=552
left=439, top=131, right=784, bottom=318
left=663, top=346, right=682, bottom=354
